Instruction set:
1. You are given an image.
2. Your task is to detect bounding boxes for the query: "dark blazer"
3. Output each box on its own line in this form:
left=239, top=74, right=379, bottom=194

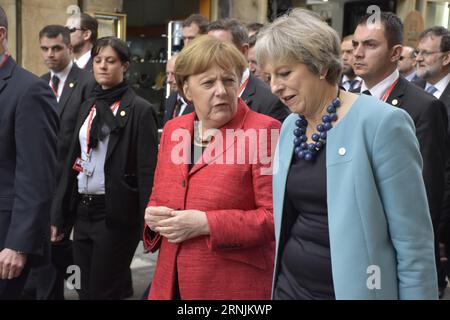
left=241, top=73, right=290, bottom=123
left=83, top=56, right=93, bottom=73
left=41, top=64, right=96, bottom=180
left=162, top=91, right=195, bottom=126
left=385, top=76, right=448, bottom=229
left=0, top=57, right=59, bottom=260
left=414, top=78, right=450, bottom=242
left=52, top=86, right=158, bottom=231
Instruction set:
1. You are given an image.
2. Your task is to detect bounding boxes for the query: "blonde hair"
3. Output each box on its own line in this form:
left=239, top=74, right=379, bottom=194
left=256, top=8, right=342, bottom=84
left=174, top=35, right=248, bottom=95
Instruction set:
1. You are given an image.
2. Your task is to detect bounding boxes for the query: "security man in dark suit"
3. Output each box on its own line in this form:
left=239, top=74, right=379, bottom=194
left=207, top=19, right=289, bottom=123
left=0, top=6, right=59, bottom=299
left=353, top=13, right=448, bottom=298
left=65, top=12, right=98, bottom=72
left=162, top=53, right=194, bottom=126
left=413, top=26, right=450, bottom=296
left=22, top=25, right=95, bottom=300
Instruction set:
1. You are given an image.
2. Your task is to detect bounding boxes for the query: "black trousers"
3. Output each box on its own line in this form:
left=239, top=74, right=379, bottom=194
left=73, top=195, right=140, bottom=300
left=0, top=264, right=30, bottom=300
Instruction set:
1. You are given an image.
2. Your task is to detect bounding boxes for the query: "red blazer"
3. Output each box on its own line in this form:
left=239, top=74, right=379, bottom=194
left=144, top=100, right=280, bottom=299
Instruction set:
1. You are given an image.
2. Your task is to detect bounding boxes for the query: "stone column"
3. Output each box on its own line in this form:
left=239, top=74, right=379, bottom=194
left=21, top=0, right=76, bottom=75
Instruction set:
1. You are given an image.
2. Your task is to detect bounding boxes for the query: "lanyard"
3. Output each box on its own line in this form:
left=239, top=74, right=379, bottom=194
left=381, top=78, right=399, bottom=102
left=238, top=76, right=250, bottom=97
left=85, top=100, right=121, bottom=156
left=0, top=53, right=10, bottom=68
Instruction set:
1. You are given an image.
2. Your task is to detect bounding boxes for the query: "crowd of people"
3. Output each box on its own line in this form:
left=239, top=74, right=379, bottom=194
left=0, top=5, right=450, bottom=300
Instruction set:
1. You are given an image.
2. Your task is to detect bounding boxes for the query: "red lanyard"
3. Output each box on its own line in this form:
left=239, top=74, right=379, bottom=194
left=0, top=54, right=10, bottom=68
left=238, top=76, right=250, bottom=97
left=381, top=78, right=399, bottom=102
left=85, top=101, right=121, bottom=156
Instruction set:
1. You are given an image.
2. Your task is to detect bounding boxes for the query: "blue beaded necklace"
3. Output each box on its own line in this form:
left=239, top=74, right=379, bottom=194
left=293, top=91, right=341, bottom=161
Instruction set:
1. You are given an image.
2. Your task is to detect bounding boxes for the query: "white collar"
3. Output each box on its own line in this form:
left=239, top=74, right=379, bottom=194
left=50, top=61, right=73, bottom=84
left=342, top=75, right=362, bottom=83
left=426, top=73, right=450, bottom=96
left=404, top=70, right=417, bottom=82
left=361, top=69, right=399, bottom=100
left=74, top=50, right=91, bottom=69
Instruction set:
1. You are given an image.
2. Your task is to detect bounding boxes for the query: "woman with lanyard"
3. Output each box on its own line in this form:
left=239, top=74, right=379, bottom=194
left=256, top=9, right=438, bottom=299
left=52, top=37, right=158, bottom=299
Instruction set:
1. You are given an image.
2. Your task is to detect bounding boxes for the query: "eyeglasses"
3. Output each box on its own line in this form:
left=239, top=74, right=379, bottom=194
left=413, top=49, right=444, bottom=58
left=67, top=27, right=85, bottom=33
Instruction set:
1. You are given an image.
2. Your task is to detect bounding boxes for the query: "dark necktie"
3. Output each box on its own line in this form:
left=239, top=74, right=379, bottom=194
left=51, top=75, right=60, bottom=98
left=361, top=89, right=372, bottom=96
left=173, top=97, right=183, bottom=118
left=426, top=85, right=438, bottom=95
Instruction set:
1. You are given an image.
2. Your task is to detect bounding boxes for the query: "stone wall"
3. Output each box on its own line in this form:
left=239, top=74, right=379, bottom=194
left=21, top=0, right=77, bottom=75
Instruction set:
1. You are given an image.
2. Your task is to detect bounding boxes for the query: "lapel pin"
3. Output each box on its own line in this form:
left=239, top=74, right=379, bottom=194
left=392, top=99, right=398, bottom=106
left=69, top=83, right=74, bottom=88
left=338, top=147, right=346, bottom=156
left=120, top=111, right=126, bottom=117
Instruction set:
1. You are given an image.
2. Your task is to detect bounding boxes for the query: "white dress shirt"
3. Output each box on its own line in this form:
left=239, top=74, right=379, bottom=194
left=341, top=75, right=362, bottom=91
left=74, top=50, right=91, bottom=70
left=49, top=61, right=73, bottom=102
left=77, top=102, right=120, bottom=195
left=360, top=69, right=399, bottom=101
left=425, top=73, right=450, bottom=99
left=239, top=68, right=250, bottom=97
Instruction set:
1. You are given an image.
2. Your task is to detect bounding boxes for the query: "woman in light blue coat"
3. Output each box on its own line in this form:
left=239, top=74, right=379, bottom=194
left=255, top=9, right=438, bottom=300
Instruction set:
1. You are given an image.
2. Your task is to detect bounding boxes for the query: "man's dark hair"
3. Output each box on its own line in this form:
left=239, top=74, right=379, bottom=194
left=207, top=19, right=249, bottom=49
left=246, top=22, right=264, bottom=35
left=80, top=13, right=98, bottom=43
left=358, top=12, right=403, bottom=48
left=182, top=14, right=209, bottom=34
left=0, top=6, right=7, bottom=29
left=39, top=25, right=71, bottom=46
left=92, top=36, right=131, bottom=64
left=419, top=26, right=450, bottom=53
left=248, top=34, right=257, bottom=48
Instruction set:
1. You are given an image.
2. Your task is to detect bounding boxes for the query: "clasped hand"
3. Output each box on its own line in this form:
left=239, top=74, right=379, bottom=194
left=144, top=206, right=210, bottom=244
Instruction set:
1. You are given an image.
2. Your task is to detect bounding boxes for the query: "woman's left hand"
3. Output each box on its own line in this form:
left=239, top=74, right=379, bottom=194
left=155, top=210, right=210, bottom=244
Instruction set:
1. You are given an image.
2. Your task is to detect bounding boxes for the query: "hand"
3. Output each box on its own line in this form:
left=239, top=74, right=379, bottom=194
left=439, top=242, right=448, bottom=263
left=155, top=209, right=210, bottom=244
left=51, top=226, right=65, bottom=242
left=144, top=206, right=174, bottom=232
left=0, top=248, right=27, bottom=280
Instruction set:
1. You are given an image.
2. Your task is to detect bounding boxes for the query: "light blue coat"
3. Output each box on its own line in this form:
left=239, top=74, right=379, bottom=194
left=272, top=94, right=438, bottom=299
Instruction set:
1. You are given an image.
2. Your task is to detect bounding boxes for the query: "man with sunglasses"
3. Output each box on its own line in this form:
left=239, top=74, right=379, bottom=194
left=414, top=26, right=450, bottom=298
left=398, top=46, right=418, bottom=82
left=65, top=12, right=98, bottom=72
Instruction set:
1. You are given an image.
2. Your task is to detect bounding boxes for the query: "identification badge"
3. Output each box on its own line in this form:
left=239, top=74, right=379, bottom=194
left=72, top=157, right=95, bottom=176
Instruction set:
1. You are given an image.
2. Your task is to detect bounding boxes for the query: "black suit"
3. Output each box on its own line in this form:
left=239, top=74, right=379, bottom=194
left=162, top=91, right=195, bottom=126
left=24, top=64, right=96, bottom=300
left=52, top=86, right=158, bottom=299
left=0, top=57, right=58, bottom=299
left=414, top=77, right=450, bottom=289
left=381, top=77, right=448, bottom=293
left=42, top=64, right=96, bottom=180
left=241, top=73, right=290, bottom=123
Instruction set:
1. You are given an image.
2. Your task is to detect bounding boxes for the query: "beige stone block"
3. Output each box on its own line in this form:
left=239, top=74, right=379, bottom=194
left=81, top=0, right=123, bottom=13
left=21, top=0, right=77, bottom=75
left=232, top=0, right=267, bottom=24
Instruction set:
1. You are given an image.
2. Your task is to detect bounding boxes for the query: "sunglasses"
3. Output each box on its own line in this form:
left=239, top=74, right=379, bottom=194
left=67, top=27, right=86, bottom=33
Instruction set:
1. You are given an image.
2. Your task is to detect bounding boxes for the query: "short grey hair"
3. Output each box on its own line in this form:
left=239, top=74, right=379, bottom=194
left=255, top=8, right=342, bottom=84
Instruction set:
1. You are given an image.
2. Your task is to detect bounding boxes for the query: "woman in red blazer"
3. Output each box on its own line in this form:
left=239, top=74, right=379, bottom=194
left=143, top=36, right=280, bottom=300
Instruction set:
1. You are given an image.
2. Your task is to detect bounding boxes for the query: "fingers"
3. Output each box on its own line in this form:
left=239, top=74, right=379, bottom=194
left=0, top=252, right=25, bottom=280
left=145, top=206, right=174, bottom=217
